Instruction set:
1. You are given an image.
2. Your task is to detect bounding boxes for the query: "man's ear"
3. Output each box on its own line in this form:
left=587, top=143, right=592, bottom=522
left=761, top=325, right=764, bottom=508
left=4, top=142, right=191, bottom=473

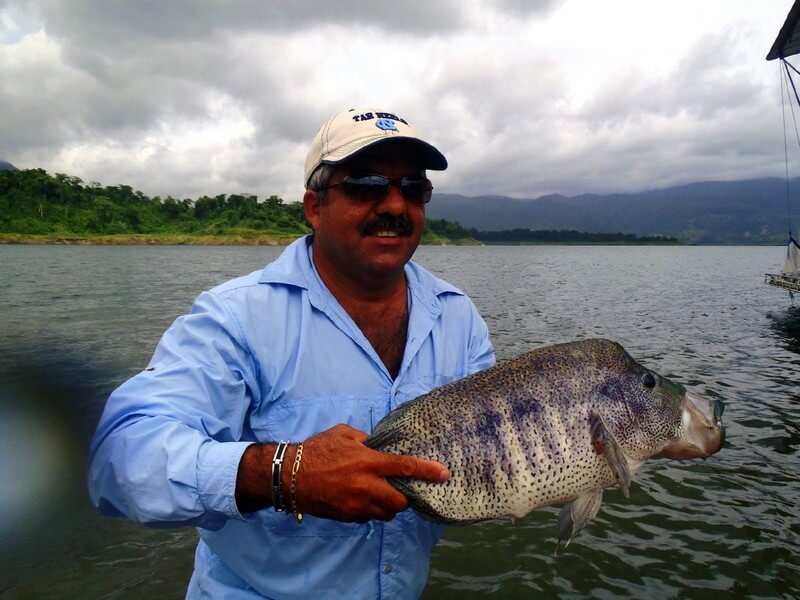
left=303, top=189, right=320, bottom=231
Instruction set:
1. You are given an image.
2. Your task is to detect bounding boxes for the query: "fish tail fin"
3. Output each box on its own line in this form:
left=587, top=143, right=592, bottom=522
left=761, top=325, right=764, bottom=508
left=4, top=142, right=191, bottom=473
left=556, top=488, right=604, bottom=548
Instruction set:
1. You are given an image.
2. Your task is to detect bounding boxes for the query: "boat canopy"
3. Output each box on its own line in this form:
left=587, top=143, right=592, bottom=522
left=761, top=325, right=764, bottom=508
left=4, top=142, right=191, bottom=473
left=768, top=0, right=800, bottom=60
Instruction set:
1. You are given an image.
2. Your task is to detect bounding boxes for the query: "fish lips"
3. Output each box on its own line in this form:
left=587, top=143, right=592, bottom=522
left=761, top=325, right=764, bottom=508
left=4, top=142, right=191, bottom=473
left=657, top=391, right=725, bottom=459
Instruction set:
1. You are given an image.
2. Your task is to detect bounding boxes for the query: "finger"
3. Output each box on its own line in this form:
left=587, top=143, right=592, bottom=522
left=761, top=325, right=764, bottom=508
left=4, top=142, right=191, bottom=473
left=338, top=486, right=408, bottom=523
left=371, top=507, right=401, bottom=522
left=371, top=490, right=409, bottom=521
left=375, top=453, right=450, bottom=482
left=381, top=485, right=410, bottom=513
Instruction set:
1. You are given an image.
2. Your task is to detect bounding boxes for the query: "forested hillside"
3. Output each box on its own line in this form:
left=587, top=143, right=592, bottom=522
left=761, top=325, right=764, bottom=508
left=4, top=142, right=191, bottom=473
left=0, top=168, right=475, bottom=244
left=0, top=168, right=308, bottom=238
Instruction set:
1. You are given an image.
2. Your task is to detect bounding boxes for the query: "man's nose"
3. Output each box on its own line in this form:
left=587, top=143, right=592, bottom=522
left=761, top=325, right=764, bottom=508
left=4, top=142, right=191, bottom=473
left=373, top=184, right=406, bottom=215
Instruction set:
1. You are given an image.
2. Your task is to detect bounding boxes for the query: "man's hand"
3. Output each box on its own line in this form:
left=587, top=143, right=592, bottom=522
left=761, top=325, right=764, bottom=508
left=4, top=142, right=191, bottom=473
left=235, top=424, right=449, bottom=522
left=295, top=424, right=449, bottom=522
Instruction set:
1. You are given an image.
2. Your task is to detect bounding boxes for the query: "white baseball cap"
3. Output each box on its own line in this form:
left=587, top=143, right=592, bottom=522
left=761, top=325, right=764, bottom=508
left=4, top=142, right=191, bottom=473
left=304, top=107, right=448, bottom=187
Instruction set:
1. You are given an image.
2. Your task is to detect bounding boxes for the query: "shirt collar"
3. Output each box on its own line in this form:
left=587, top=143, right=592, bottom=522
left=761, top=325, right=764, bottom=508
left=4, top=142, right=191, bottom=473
left=258, top=235, right=315, bottom=287
left=258, top=234, right=465, bottom=308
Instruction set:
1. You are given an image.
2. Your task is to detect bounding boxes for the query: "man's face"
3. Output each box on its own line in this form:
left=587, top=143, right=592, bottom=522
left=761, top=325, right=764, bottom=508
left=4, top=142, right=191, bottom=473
left=304, top=146, right=427, bottom=289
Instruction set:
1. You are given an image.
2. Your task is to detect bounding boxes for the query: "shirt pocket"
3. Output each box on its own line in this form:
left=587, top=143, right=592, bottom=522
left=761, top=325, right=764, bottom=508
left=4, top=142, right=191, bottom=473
left=254, top=394, right=389, bottom=441
left=413, top=372, right=470, bottom=396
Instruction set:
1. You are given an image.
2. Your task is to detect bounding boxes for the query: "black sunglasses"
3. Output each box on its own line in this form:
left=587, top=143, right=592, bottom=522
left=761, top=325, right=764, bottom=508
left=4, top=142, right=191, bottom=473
left=316, top=174, right=433, bottom=205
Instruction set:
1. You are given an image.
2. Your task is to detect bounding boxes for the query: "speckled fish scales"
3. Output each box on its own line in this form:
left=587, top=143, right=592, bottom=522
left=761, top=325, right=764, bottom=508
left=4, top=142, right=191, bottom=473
left=365, top=338, right=724, bottom=544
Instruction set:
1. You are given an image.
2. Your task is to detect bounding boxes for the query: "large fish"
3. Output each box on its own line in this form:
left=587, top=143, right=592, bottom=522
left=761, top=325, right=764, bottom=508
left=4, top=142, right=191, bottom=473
left=365, top=339, right=725, bottom=545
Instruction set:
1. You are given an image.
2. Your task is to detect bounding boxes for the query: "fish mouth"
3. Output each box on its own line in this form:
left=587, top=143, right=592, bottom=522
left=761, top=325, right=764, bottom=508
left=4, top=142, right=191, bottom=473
left=657, top=391, right=725, bottom=459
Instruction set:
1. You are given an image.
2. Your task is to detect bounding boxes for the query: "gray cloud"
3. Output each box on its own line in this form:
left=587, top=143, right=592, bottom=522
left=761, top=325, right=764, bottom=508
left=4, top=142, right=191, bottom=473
left=26, top=0, right=471, bottom=47
left=3, top=0, right=503, bottom=199
left=582, top=30, right=761, bottom=124
left=0, top=1, right=793, bottom=203
left=489, top=0, right=564, bottom=17
left=420, top=21, right=788, bottom=200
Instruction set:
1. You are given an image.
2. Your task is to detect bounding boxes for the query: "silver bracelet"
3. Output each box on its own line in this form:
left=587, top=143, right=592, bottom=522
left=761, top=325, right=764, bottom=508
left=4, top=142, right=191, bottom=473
left=271, top=440, right=289, bottom=512
left=290, top=443, right=304, bottom=524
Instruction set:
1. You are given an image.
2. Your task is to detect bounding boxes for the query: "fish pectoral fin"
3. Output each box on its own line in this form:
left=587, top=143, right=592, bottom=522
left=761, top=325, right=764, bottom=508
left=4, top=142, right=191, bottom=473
left=590, top=411, right=631, bottom=498
left=556, top=488, right=604, bottom=548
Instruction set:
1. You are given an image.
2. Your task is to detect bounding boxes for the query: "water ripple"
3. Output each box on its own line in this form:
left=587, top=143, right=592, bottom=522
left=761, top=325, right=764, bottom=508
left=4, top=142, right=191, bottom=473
left=0, top=244, right=798, bottom=598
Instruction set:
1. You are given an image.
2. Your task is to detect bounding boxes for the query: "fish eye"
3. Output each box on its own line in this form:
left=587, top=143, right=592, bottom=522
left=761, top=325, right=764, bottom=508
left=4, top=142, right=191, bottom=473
left=641, top=372, right=657, bottom=389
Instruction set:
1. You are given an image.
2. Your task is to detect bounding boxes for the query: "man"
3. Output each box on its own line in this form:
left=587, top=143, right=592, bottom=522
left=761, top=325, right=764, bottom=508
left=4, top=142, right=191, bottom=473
left=88, top=107, right=495, bottom=599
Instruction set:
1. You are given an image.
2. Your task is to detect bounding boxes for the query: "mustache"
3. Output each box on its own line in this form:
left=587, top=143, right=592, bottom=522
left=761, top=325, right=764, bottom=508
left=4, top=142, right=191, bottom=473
left=362, top=215, right=413, bottom=236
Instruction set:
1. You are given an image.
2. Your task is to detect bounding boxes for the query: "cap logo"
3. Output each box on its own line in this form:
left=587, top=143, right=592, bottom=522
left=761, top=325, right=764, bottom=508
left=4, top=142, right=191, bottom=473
left=375, top=118, right=398, bottom=132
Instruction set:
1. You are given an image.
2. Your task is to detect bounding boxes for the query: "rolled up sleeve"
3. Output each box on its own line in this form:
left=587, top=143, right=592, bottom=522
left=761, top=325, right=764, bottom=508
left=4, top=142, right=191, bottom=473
left=87, top=290, right=261, bottom=529
left=467, top=302, right=495, bottom=375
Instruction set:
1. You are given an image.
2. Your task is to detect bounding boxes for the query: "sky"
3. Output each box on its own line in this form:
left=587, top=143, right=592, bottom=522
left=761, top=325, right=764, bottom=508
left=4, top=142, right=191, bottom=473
left=0, top=0, right=798, bottom=202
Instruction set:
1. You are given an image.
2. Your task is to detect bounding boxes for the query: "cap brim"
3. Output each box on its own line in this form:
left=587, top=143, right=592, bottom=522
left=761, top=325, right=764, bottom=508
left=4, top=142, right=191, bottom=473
left=322, top=137, right=447, bottom=171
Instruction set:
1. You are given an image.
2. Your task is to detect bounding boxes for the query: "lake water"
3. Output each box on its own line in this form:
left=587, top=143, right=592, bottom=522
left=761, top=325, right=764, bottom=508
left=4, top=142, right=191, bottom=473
left=0, top=244, right=798, bottom=599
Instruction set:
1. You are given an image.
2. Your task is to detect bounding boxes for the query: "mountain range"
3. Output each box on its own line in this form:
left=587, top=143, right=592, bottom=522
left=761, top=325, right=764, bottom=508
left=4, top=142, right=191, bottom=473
left=428, top=178, right=800, bottom=244
left=2, top=163, right=796, bottom=244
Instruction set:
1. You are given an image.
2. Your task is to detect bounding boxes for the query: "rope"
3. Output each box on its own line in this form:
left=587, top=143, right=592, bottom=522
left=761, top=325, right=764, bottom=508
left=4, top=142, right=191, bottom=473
left=782, top=62, right=791, bottom=235
left=781, top=59, right=798, bottom=237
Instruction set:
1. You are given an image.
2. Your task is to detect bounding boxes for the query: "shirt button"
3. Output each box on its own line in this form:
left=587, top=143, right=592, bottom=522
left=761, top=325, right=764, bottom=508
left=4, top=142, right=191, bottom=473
left=384, top=564, right=393, bottom=574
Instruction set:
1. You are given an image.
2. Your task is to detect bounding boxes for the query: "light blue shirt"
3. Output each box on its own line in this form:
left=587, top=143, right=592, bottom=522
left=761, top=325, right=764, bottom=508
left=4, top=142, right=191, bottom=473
left=88, top=235, right=495, bottom=599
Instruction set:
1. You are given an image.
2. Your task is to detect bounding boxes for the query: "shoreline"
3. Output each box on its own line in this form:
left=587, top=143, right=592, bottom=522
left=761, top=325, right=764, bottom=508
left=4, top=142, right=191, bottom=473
left=0, top=233, right=301, bottom=246
left=4, top=234, right=779, bottom=246
left=0, top=233, right=683, bottom=246
left=0, top=233, right=481, bottom=246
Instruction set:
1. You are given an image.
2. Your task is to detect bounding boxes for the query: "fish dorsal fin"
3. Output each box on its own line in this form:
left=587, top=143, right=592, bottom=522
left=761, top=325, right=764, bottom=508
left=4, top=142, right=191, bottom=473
left=556, top=488, right=604, bottom=549
left=589, top=411, right=631, bottom=498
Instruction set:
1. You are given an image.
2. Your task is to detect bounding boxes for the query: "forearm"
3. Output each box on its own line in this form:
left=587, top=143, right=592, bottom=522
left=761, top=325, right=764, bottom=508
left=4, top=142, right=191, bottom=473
left=235, top=443, right=299, bottom=514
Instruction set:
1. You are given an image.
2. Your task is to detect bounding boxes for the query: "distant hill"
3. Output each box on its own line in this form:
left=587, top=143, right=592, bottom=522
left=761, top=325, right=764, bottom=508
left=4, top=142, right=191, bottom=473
left=0, top=161, right=17, bottom=171
left=428, top=178, right=800, bottom=244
